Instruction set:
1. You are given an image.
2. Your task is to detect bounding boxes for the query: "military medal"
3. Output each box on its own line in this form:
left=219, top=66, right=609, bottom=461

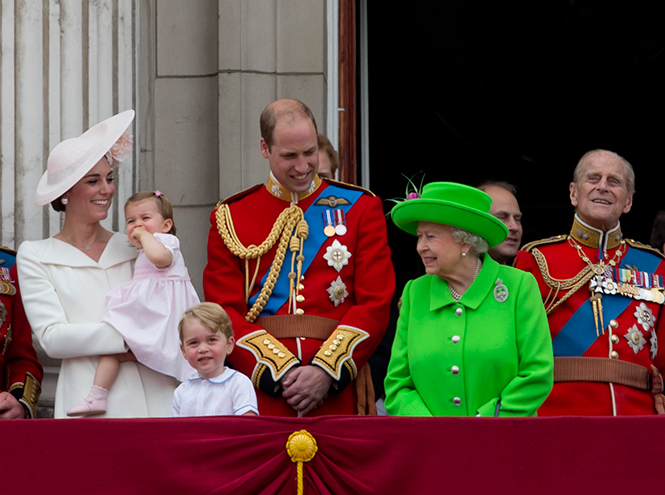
left=323, top=210, right=335, bottom=237
left=634, top=302, right=656, bottom=331
left=0, top=268, right=15, bottom=296
left=624, top=324, right=647, bottom=355
left=334, top=209, right=347, bottom=236
left=323, top=240, right=352, bottom=273
left=613, top=267, right=665, bottom=305
left=327, top=276, right=348, bottom=307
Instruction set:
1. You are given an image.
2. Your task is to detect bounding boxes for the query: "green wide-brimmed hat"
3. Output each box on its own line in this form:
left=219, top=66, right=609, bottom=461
left=391, top=181, right=509, bottom=248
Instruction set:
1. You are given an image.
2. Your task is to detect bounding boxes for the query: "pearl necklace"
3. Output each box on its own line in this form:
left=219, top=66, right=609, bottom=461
left=449, top=258, right=482, bottom=302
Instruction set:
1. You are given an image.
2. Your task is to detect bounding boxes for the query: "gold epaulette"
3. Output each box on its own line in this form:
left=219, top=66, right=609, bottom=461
left=322, top=178, right=376, bottom=197
left=216, top=184, right=264, bottom=208
left=311, top=325, right=369, bottom=381
left=520, top=235, right=567, bottom=253
left=625, top=238, right=665, bottom=260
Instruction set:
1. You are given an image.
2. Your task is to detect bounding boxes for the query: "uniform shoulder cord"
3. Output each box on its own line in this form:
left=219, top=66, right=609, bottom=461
left=216, top=203, right=308, bottom=323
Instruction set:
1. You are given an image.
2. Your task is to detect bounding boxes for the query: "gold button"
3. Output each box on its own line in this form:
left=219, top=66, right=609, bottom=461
left=263, top=339, right=271, bottom=345
left=333, top=339, right=340, bottom=346
left=337, top=334, right=344, bottom=340
left=296, top=308, right=304, bottom=315
left=610, top=319, right=619, bottom=329
left=298, top=284, right=305, bottom=290
left=278, top=352, right=286, bottom=358
left=268, top=344, right=275, bottom=349
left=296, top=295, right=305, bottom=303
left=611, top=351, right=619, bottom=359
left=300, top=275, right=305, bottom=280
left=611, top=334, right=620, bottom=344
left=324, top=350, right=332, bottom=356
left=272, top=348, right=280, bottom=355
left=300, top=337, right=306, bottom=341
left=329, top=345, right=337, bottom=351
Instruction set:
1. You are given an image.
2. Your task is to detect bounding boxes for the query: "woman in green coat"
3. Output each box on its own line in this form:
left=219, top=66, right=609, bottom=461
left=385, top=182, right=553, bottom=417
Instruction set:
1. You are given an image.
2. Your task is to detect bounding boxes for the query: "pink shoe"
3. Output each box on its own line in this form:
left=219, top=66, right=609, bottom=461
left=66, top=385, right=109, bottom=417
left=66, top=397, right=107, bottom=417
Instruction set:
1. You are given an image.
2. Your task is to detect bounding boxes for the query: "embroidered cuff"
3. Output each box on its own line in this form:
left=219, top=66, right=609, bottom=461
left=311, top=325, right=369, bottom=381
left=9, top=373, right=41, bottom=418
left=237, top=330, right=300, bottom=382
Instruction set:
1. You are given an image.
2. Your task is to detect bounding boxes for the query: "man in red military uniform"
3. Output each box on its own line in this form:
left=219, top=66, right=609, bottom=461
left=0, top=247, right=43, bottom=418
left=515, top=149, right=665, bottom=415
left=204, top=99, right=395, bottom=417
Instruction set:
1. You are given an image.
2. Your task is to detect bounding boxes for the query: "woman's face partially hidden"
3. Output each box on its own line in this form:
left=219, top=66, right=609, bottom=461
left=63, top=158, right=115, bottom=223
left=416, top=221, right=463, bottom=280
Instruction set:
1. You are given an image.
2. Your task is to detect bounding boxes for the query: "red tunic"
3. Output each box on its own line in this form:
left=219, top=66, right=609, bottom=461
left=0, top=249, right=43, bottom=418
left=203, top=177, right=395, bottom=416
left=515, top=216, right=665, bottom=415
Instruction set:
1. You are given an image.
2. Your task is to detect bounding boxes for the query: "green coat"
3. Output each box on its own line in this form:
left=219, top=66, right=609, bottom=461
left=384, top=255, right=553, bottom=417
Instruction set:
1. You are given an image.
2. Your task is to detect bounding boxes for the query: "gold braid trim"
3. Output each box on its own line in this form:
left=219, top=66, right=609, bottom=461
left=532, top=247, right=595, bottom=314
left=215, top=203, right=304, bottom=323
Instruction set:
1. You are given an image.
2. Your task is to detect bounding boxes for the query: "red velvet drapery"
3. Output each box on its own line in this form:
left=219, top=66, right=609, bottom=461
left=4, top=415, right=663, bottom=494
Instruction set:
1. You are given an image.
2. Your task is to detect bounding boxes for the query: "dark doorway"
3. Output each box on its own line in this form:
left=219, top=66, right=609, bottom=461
left=367, top=1, right=665, bottom=291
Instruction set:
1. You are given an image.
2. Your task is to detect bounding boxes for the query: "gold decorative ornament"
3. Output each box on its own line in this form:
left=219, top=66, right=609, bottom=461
left=216, top=203, right=309, bottom=322
left=287, top=430, right=318, bottom=495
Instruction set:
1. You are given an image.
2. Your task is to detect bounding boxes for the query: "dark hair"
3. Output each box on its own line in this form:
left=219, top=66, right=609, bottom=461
left=125, top=191, right=176, bottom=235
left=317, top=133, right=340, bottom=176
left=650, top=211, right=665, bottom=253
left=260, top=99, right=318, bottom=150
left=477, top=180, right=517, bottom=197
left=51, top=196, right=66, bottom=212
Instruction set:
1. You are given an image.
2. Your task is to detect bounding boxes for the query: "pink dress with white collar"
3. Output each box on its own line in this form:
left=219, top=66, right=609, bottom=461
left=103, top=233, right=199, bottom=381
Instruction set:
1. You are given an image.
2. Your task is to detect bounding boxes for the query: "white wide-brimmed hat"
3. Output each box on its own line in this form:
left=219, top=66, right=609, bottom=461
left=35, top=109, right=135, bottom=206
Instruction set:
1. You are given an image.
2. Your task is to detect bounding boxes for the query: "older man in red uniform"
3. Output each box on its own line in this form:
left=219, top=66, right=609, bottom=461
left=515, top=149, right=665, bottom=415
left=0, top=247, right=42, bottom=419
left=204, top=99, right=394, bottom=416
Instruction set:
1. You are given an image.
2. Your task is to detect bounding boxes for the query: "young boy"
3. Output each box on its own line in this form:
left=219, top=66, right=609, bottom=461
left=172, top=302, right=258, bottom=417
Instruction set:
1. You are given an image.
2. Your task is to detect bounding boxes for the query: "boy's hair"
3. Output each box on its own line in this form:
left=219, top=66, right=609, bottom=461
left=125, top=190, right=176, bottom=235
left=178, top=302, right=233, bottom=342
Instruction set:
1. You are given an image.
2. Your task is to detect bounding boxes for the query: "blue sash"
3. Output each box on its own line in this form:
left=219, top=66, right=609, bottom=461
left=552, top=246, right=662, bottom=357
left=249, top=185, right=363, bottom=316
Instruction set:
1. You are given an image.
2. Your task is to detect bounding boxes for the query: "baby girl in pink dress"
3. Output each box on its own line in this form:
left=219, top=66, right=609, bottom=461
left=67, top=191, right=199, bottom=416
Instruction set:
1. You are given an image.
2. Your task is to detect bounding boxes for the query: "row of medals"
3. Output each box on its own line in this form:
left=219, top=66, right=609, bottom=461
left=323, top=209, right=347, bottom=237
left=590, top=267, right=665, bottom=305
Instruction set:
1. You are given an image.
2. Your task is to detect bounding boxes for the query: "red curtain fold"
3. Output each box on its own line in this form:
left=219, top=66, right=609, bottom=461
left=4, top=415, right=665, bottom=494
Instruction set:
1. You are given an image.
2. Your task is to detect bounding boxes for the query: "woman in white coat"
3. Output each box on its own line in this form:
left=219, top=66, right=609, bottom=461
left=17, top=110, right=176, bottom=418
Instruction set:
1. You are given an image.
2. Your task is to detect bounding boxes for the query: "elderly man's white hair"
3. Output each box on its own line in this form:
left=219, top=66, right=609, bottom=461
left=572, top=149, right=635, bottom=195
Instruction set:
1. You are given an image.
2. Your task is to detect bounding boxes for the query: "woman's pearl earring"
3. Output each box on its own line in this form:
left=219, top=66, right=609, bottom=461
left=461, top=252, right=467, bottom=257
left=61, top=197, right=69, bottom=205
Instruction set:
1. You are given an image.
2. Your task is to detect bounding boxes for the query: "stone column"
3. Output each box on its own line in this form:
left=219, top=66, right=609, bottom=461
left=1, top=0, right=138, bottom=415
left=218, top=0, right=328, bottom=199
left=147, top=0, right=220, bottom=297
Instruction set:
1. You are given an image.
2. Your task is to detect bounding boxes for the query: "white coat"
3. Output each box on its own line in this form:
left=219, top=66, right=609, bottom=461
left=17, top=233, right=177, bottom=418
